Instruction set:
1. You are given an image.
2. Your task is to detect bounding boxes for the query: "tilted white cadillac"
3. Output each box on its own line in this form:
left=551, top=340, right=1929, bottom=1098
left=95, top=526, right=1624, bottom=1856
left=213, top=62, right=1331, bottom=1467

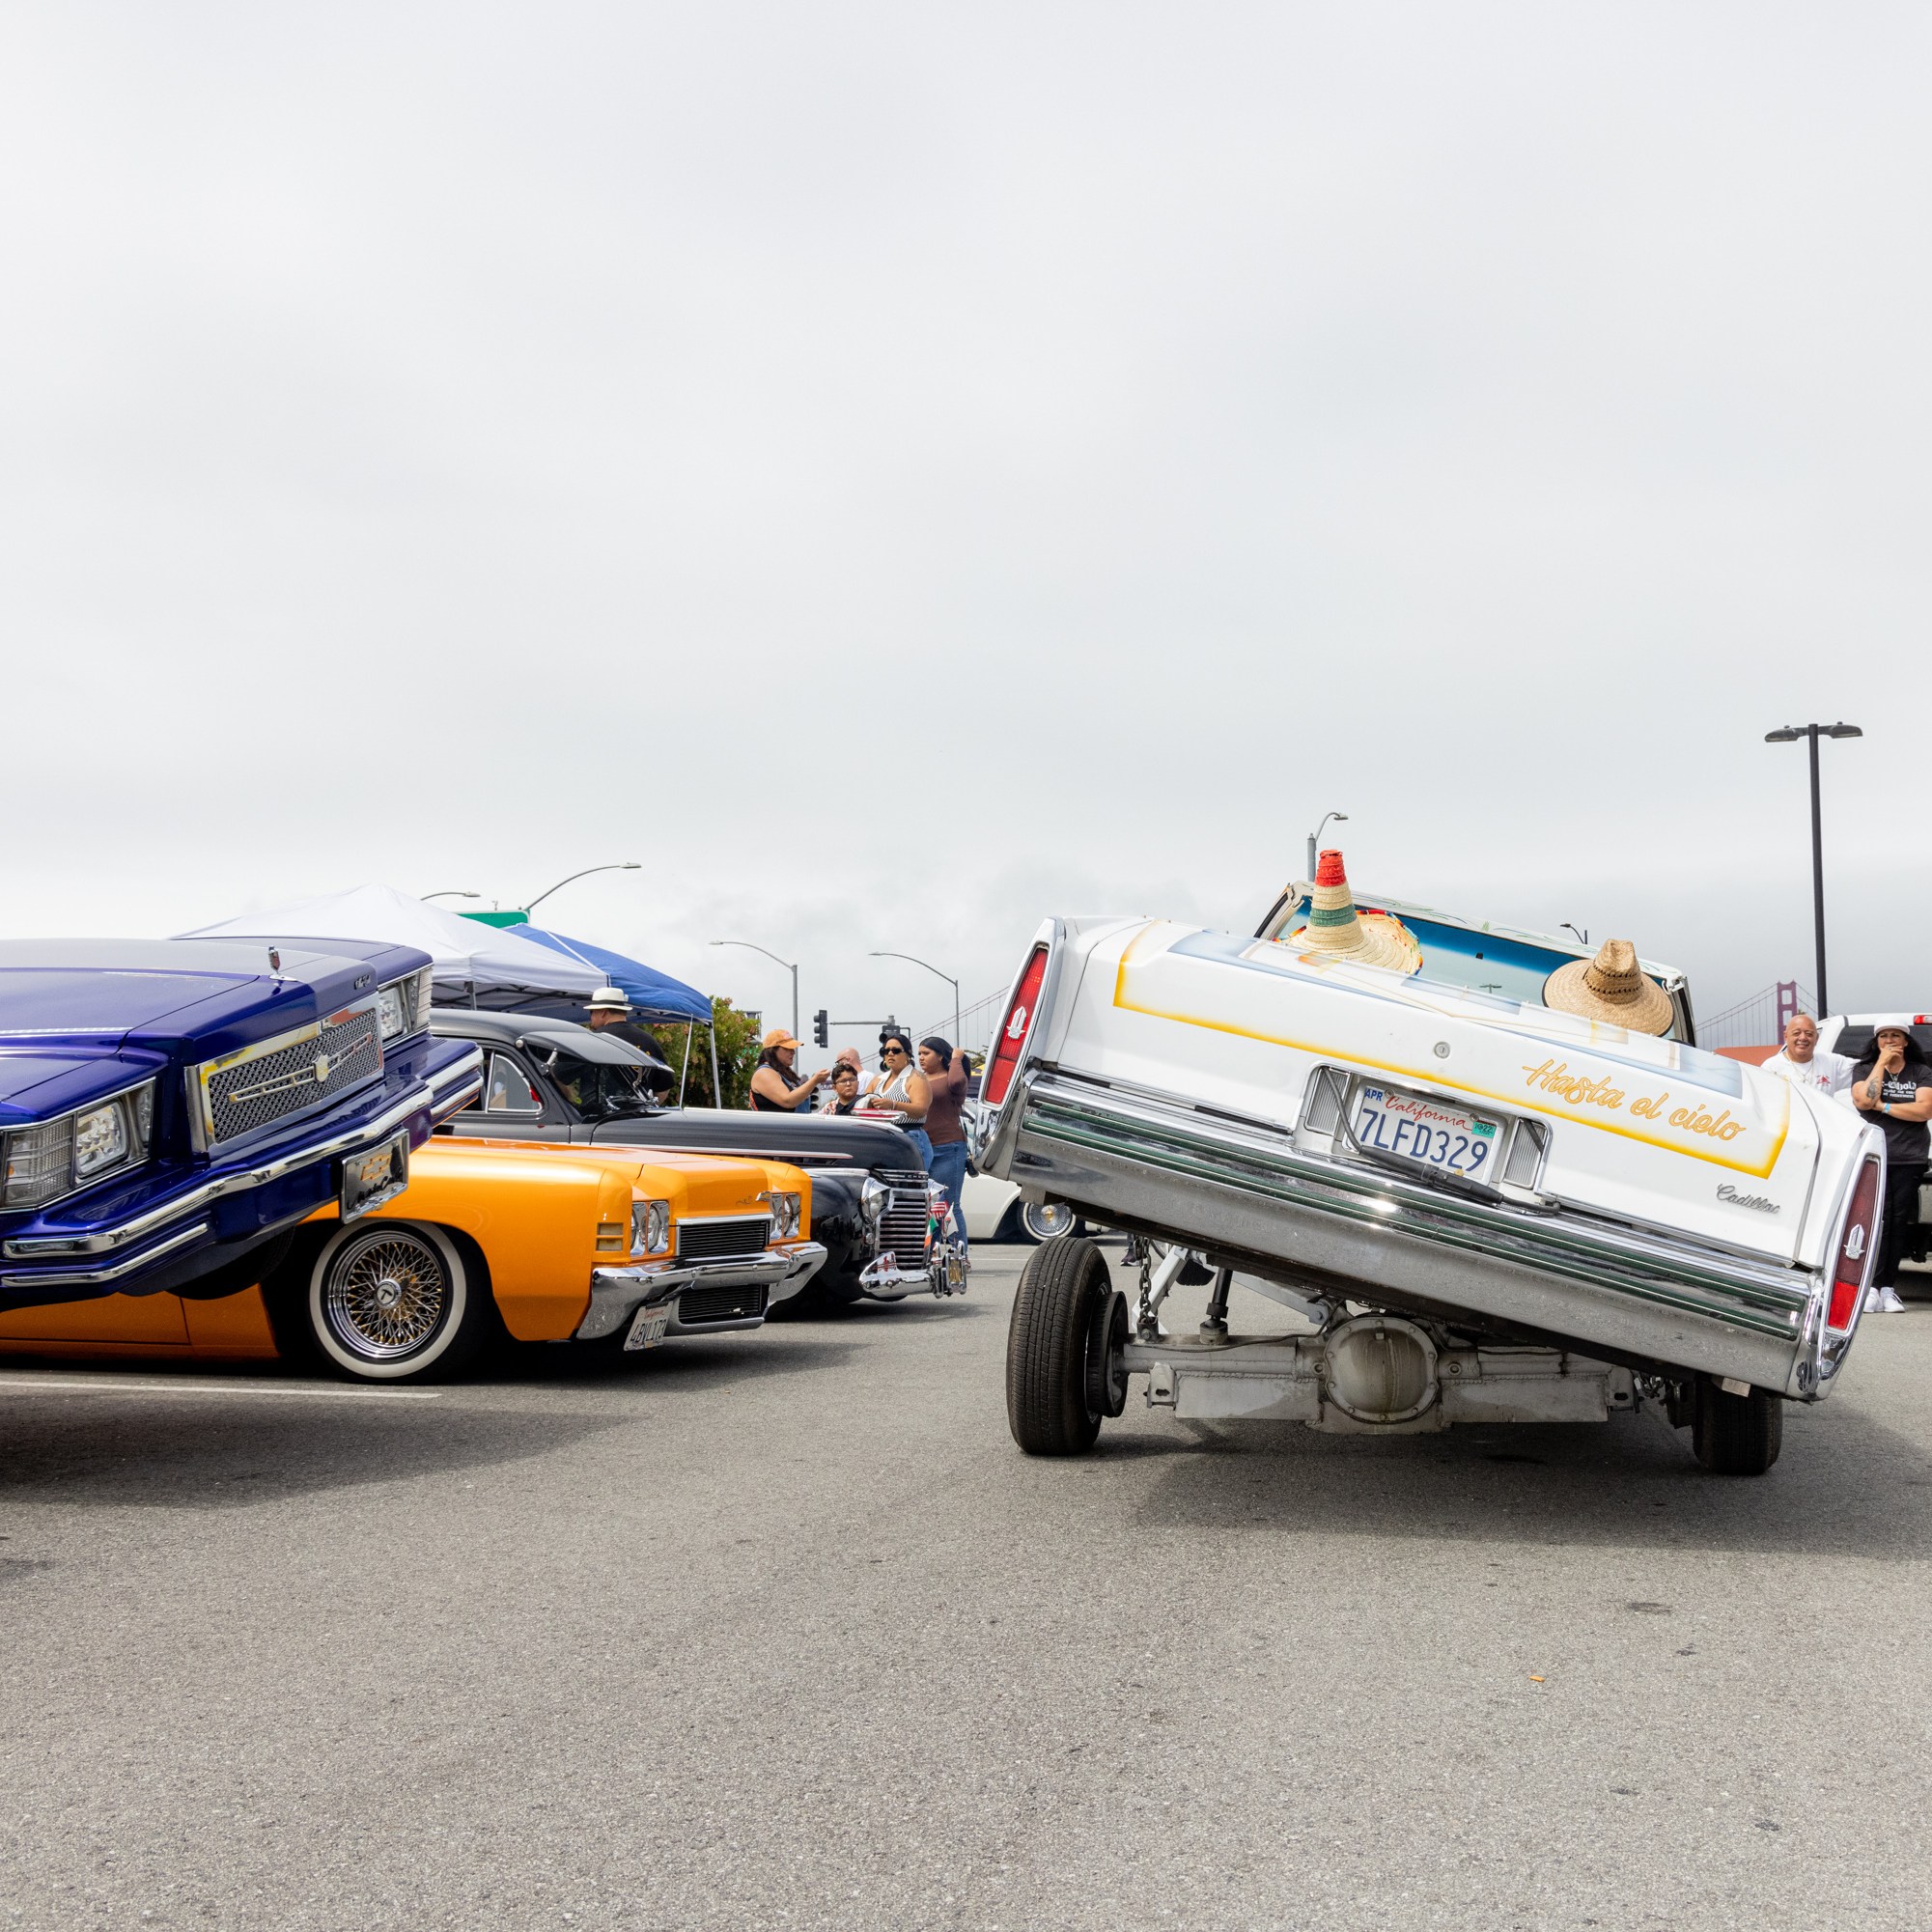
left=976, top=910, right=1885, bottom=1476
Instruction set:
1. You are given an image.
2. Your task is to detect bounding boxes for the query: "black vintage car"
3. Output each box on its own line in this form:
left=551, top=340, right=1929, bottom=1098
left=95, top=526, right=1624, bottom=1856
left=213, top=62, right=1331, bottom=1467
left=427, top=1010, right=943, bottom=1304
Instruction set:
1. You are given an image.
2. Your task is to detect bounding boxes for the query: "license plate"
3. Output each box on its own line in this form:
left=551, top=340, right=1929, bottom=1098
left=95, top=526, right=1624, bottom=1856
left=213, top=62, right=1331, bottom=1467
left=624, top=1306, right=669, bottom=1352
left=340, top=1132, right=409, bottom=1220
left=1349, top=1082, right=1499, bottom=1182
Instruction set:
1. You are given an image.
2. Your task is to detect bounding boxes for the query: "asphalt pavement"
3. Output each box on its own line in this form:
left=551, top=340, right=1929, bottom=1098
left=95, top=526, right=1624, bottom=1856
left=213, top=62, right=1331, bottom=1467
left=2, top=1248, right=1930, bottom=1931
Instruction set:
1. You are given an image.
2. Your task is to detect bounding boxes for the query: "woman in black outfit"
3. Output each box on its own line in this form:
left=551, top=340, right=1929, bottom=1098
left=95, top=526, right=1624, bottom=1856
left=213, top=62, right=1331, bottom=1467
left=1851, top=1023, right=1932, bottom=1313
left=748, top=1028, right=828, bottom=1112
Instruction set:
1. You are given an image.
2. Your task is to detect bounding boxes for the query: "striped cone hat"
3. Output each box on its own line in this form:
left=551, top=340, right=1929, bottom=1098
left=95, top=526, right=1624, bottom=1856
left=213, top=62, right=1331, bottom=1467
left=1286, top=849, right=1423, bottom=975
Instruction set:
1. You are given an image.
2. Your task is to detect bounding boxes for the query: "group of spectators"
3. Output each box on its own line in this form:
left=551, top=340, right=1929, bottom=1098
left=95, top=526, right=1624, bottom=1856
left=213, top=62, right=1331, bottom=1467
left=747, top=1026, right=974, bottom=1257
left=1763, top=1013, right=1932, bottom=1313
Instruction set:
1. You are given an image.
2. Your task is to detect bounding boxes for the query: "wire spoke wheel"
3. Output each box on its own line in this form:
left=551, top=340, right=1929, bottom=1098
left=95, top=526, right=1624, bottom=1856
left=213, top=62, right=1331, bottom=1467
left=297, top=1220, right=489, bottom=1381
left=325, top=1230, right=450, bottom=1358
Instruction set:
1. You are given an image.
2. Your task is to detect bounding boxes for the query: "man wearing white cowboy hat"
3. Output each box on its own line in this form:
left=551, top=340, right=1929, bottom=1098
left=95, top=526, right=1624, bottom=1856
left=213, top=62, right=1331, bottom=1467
left=584, top=986, right=675, bottom=1096
left=585, top=985, right=634, bottom=1031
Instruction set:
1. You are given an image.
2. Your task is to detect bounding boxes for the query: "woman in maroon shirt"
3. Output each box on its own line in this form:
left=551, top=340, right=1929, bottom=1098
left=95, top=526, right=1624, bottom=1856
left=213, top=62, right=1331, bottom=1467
left=919, top=1036, right=971, bottom=1259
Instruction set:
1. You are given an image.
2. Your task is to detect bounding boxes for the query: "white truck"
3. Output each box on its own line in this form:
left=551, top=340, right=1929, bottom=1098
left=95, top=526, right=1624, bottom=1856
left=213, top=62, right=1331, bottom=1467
left=974, top=908, right=1884, bottom=1475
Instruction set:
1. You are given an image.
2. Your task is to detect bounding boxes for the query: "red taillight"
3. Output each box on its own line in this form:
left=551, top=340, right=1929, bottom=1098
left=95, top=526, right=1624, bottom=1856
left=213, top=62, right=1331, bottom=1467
left=1827, top=1155, right=1883, bottom=1332
left=983, top=946, right=1049, bottom=1109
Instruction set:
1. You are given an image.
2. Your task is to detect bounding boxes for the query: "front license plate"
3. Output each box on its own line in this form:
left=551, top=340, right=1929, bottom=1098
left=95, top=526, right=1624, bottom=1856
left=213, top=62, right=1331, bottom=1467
left=340, top=1132, right=409, bottom=1220
left=1349, top=1082, right=1499, bottom=1182
left=624, top=1307, right=669, bottom=1352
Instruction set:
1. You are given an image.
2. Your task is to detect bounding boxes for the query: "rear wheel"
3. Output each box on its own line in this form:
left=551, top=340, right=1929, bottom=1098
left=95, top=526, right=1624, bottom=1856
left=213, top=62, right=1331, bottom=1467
left=1006, top=1237, right=1120, bottom=1455
left=1013, top=1200, right=1084, bottom=1245
left=297, top=1221, right=494, bottom=1383
left=1692, top=1378, right=1783, bottom=1475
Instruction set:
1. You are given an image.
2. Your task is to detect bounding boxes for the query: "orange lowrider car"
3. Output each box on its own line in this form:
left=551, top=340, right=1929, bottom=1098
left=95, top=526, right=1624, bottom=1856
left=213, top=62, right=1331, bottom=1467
left=0, top=1136, right=824, bottom=1382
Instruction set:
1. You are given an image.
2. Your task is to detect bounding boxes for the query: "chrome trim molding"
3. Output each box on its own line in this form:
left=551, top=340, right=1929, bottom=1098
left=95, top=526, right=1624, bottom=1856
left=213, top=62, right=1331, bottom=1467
left=0, top=1220, right=210, bottom=1291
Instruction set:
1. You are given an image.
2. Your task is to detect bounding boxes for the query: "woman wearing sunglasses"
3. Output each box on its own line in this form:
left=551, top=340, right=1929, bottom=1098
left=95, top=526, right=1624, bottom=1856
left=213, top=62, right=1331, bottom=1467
left=866, top=1029, right=933, bottom=1164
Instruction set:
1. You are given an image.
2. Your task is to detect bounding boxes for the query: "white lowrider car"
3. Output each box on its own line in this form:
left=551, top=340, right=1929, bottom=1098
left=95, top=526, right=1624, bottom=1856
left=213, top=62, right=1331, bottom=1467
left=976, top=915, right=1885, bottom=1475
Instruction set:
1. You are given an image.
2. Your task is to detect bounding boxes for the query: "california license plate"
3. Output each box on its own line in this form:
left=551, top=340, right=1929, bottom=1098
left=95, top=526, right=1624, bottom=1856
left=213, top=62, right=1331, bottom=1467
left=1349, top=1082, right=1499, bottom=1181
left=340, top=1132, right=409, bottom=1220
left=624, top=1306, right=669, bottom=1352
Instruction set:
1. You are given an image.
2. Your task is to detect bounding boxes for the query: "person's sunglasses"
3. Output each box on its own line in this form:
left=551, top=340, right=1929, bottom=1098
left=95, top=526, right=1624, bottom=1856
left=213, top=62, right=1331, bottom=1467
left=882, top=1045, right=906, bottom=1056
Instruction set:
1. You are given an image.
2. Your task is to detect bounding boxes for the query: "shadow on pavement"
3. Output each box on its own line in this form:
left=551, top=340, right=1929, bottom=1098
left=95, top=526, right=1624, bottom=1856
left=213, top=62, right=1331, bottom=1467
left=0, top=1401, right=627, bottom=1511
left=0, top=1331, right=867, bottom=1507
left=488, top=1330, right=862, bottom=1385
left=1112, top=1400, right=1932, bottom=1560
left=770, top=1294, right=995, bottom=1327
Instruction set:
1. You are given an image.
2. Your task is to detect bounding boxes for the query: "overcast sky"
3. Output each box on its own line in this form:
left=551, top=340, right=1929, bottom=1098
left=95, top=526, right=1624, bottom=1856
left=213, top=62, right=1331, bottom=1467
left=3, top=3, right=1925, bottom=1047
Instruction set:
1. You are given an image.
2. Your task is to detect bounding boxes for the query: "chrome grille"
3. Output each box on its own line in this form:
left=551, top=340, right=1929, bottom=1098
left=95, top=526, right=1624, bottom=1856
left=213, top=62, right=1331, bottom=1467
left=196, top=1003, right=384, bottom=1148
left=677, top=1282, right=769, bottom=1325
left=675, top=1216, right=771, bottom=1262
left=876, top=1168, right=933, bottom=1263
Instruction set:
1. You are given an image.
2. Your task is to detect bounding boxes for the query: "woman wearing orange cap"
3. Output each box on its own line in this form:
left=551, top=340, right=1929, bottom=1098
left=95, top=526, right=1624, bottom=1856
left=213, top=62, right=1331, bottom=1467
left=748, top=1028, right=829, bottom=1111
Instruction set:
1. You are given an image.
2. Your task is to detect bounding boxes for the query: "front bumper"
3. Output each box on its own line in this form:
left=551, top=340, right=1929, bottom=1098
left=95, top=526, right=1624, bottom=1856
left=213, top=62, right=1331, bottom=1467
left=853, top=1175, right=961, bottom=1299
left=0, top=1042, right=484, bottom=1300
left=576, top=1242, right=828, bottom=1339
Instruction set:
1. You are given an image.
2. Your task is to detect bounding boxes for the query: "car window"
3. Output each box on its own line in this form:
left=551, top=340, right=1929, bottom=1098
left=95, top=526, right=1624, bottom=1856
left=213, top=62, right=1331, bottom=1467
left=539, top=1049, right=656, bottom=1119
left=484, top=1051, right=544, bottom=1115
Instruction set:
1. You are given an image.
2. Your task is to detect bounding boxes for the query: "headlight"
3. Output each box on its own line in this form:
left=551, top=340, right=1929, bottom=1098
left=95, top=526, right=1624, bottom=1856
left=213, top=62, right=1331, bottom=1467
left=376, top=967, right=433, bottom=1041
left=632, top=1199, right=671, bottom=1255
left=762, top=1190, right=802, bottom=1240
left=2, top=1081, right=155, bottom=1210
left=72, top=1101, right=130, bottom=1178
left=860, top=1176, right=889, bottom=1219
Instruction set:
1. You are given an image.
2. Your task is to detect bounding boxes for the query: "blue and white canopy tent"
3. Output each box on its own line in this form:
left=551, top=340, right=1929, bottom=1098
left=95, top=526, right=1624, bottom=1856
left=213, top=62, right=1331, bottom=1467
left=513, top=927, right=712, bottom=1022
left=497, top=923, right=719, bottom=1100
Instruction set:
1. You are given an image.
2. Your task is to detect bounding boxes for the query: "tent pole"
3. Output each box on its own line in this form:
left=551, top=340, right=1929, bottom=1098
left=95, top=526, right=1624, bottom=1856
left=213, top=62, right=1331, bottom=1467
left=678, top=1025, right=693, bottom=1106
left=709, top=1020, right=722, bottom=1109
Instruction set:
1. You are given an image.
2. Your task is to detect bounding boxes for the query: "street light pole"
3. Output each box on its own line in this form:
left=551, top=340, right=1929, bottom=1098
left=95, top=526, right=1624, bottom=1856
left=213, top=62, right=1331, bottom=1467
left=1306, top=811, right=1349, bottom=882
left=422, top=890, right=480, bottom=903
left=711, top=939, right=798, bottom=1044
left=1765, top=722, right=1862, bottom=1019
left=870, top=951, right=961, bottom=1048
left=521, top=862, right=641, bottom=915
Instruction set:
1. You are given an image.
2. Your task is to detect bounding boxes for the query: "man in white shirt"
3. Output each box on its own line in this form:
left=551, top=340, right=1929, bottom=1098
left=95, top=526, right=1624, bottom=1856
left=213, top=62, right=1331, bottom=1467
left=1760, top=1013, right=1855, bottom=1098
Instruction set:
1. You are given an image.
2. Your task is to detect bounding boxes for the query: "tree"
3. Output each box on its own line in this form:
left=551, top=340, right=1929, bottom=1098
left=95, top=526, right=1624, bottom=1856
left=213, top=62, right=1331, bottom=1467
left=653, top=997, right=763, bottom=1109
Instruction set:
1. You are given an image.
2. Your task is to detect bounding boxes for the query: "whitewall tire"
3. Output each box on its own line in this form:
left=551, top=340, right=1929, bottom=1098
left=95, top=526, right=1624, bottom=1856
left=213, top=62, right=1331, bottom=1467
left=304, top=1220, right=484, bottom=1383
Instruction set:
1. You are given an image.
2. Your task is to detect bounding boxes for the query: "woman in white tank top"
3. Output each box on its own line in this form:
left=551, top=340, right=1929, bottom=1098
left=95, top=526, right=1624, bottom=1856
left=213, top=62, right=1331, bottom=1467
left=866, top=1031, right=932, bottom=1164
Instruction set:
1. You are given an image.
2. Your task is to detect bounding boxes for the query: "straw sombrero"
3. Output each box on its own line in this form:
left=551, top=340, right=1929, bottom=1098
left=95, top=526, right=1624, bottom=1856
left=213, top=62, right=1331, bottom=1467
left=1543, top=938, right=1672, bottom=1035
left=1282, top=850, right=1422, bottom=976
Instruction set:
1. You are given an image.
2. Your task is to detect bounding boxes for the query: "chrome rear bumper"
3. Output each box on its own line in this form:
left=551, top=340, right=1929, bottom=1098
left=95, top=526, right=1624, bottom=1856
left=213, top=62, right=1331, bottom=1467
left=987, top=1072, right=1833, bottom=1398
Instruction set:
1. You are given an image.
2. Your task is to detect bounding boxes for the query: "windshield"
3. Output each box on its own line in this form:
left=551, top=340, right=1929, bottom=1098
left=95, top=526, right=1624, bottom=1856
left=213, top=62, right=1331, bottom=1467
left=540, top=1050, right=660, bottom=1119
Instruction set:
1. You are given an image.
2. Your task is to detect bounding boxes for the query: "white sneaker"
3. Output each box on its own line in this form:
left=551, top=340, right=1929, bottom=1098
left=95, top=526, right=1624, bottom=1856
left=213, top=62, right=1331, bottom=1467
left=1867, top=1285, right=1909, bottom=1314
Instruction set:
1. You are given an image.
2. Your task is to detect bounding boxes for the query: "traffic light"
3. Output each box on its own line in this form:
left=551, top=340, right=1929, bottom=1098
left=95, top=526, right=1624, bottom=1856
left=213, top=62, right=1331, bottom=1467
left=812, top=1008, right=828, bottom=1049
